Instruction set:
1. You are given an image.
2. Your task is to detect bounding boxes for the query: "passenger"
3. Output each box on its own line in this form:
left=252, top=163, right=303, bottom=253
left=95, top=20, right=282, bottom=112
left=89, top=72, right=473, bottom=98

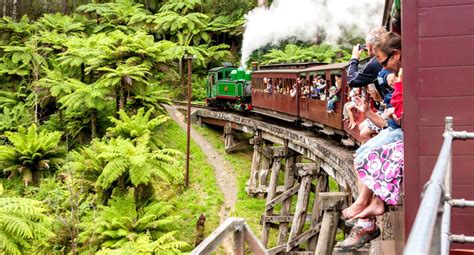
left=263, top=77, right=272, bottom=94
left=316, top=79, right=327, bottom=98
left=343, top=88, right=363, bottom=129
left=290, top=84, right=297, bottom=97
left=337, top=32, right=403, bottom=251
left=347, top=26, right=392, bottom=99
left=302, top=84, right=311, bottom=98
left=358, top=84, right=386, bottom=142
left=326, top=75, right=342, bottom=113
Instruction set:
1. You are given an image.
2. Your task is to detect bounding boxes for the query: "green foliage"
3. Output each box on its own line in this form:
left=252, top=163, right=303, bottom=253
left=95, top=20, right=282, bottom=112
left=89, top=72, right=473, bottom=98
left=0, top=196, right=54, bottom=255
left=79, top=193, right=187, bottom=253
left=107, top=108, right=168, bottom=148
left=261, top=43, right=351, bottom=65
left=0, top=125, right=66, bottom=186
left=96, top=134, right=181, bottom=192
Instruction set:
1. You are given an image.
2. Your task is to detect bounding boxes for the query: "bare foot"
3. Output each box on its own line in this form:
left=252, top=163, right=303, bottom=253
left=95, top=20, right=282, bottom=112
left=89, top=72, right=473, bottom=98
left=342, top=201, right=369, bottom=219
left=353, top=196, right=385, bottom=219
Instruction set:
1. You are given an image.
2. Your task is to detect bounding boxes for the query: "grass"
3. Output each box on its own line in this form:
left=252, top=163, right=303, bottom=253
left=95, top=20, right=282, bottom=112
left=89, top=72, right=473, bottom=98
left=157, top=120, right=224, bottom=250
left=192, top=124, right=266, bottom=236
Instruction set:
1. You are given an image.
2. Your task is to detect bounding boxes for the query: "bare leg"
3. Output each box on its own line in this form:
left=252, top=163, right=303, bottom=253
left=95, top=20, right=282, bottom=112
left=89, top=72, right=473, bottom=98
left=342, top=185, right=373, bottom=219
left=354, top=195, right=386, bottom=219
left=360, top=125, right=375, bottom=143
left=347, top=104, right=357, bottom=129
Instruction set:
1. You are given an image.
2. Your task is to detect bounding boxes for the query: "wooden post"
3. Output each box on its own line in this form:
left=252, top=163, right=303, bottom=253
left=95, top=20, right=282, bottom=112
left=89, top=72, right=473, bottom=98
left=233, top=224, right=245, bottom=255
left=277, top=154, right=296, bottom=245
left=248, top=132, right=262, bottom=195
left=315, top=192, right=349, bottom=255
left=261, top=148, right=282, bottom=246
left=314, top=211, right=340, bottom=255
left=308, top=172, right=329, bottom=250
left=286, top=173, right=313, bottom=251
left=224, top=122, right=234, bottom=152
left=259, top=145, right=273, bottom=192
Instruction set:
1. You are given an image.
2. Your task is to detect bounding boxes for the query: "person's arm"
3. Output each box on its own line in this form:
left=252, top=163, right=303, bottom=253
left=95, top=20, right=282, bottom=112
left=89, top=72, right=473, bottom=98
left=354, top=97, right=387, bottom=128
left=347, top=59, right=381, bottom=88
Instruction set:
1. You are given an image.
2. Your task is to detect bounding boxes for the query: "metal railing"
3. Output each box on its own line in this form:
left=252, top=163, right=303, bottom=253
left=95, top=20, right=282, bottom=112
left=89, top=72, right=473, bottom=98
left=404, top=117, right=474, bottom=255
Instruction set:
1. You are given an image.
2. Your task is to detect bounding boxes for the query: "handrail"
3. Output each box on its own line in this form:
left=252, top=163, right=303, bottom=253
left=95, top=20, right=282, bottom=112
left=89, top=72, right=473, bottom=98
left=191, top=217, right=268, bottom=255
left=404, top=117, right=474, bottom=255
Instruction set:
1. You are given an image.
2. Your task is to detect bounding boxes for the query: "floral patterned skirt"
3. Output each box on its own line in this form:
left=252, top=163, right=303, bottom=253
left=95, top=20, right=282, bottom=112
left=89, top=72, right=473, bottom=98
left=354, top=140, right=404, bottom=205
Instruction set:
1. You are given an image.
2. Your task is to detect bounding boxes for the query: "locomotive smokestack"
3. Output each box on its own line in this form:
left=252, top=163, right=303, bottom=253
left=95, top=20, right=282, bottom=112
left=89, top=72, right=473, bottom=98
left=251, top=62, right=259, bottom=71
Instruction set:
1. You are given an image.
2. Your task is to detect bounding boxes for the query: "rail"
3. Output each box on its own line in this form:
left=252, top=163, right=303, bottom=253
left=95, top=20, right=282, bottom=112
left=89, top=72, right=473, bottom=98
left=404, top=117, right=474, bottom=255
left=191, top=217, right=268, bottom=255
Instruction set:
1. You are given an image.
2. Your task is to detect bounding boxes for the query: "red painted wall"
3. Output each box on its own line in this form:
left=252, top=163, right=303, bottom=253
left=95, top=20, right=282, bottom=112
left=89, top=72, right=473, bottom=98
left=403, top=0, right=474, bottom=249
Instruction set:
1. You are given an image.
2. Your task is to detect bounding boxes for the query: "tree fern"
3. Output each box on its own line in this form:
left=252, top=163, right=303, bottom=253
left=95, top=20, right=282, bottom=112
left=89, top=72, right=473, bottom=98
left=0, top=124, right=66, bottom=186
left=0, top=197, right=54, bottom=255
left=79, top=193, right=187, bottom=253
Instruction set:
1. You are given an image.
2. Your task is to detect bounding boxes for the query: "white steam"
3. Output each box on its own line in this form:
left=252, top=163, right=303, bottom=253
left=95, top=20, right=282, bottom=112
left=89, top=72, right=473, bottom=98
left=241, top=0, right=385, bottom=67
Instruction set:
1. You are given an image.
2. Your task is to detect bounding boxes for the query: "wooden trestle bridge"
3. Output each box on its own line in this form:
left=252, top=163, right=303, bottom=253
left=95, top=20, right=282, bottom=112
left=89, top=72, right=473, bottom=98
left=185, top=106, right=403, bottom=254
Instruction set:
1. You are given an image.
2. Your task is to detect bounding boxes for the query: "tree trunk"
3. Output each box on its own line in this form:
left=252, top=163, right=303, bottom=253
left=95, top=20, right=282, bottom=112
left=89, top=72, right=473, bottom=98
left=119, top=80, right=125, bottom=110
left=12, top=0, right=17, bottom=19
left=90, top=109, right=97, bottom=138
left=62, top=0, right=68, bottom=14
left=2, top=0, right=6, bottom=18
left=258, top=0, right=267, bottom=7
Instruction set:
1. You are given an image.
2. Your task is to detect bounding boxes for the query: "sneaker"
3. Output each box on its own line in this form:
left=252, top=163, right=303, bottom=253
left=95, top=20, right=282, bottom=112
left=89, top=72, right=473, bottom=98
left=344, top=218, right=357, bottom=228
left=335, top=224, right=381, bottom=251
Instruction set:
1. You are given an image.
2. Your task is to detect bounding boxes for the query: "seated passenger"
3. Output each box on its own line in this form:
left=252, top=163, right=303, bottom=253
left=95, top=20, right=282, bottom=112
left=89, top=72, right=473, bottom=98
left=326, top=86, right=339, bottom=113
left=326, top=76, right=342, bottom=113
left=316, top=79, right=327, bottom=97
left=290, top=84, right=297, bottom=97
left=263, top=77, right=272, bottom=94
left=343, top=88, right=363, bottom=129
left=302, top=84, right=311, bottom=98
left=338, top=32, right=403, bottom=251
left=357, top=84, right=386, bottom=141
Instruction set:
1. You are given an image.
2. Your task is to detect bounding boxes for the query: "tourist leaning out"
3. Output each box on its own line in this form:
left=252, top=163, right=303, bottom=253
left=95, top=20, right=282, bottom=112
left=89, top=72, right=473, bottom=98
left=336, top=32, right=404, bottom=251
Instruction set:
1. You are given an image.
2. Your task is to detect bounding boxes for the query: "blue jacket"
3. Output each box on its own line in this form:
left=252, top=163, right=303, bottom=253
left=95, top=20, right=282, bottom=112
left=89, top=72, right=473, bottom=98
left=347, top=57, right=382, bottom=88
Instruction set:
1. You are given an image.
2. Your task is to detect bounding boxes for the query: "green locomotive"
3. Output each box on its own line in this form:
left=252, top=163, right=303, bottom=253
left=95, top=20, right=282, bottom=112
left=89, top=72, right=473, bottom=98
left=205, top=65, right=252, bottom=111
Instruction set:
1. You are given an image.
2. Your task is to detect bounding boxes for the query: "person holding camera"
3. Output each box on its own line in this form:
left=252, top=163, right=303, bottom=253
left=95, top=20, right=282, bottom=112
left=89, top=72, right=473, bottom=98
left=347, top=26, right=391, bottom=98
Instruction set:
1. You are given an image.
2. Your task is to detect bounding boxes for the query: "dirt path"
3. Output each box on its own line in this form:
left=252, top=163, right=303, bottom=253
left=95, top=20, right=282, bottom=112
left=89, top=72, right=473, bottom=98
left=166, top=105, right=238, bottom=251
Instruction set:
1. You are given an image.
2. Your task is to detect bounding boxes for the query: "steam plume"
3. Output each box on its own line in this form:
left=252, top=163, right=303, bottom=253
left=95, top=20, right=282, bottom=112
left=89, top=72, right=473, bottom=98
left=241, top=0, right=385, bottom=67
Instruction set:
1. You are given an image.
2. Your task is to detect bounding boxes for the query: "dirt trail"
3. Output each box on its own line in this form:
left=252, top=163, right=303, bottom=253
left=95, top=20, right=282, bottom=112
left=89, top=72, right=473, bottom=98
left=166, top=105, right=238, bottom=251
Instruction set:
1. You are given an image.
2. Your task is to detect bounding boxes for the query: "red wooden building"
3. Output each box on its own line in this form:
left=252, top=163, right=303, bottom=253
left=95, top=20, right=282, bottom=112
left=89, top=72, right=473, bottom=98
left=403, top=0, right=474, bottom=251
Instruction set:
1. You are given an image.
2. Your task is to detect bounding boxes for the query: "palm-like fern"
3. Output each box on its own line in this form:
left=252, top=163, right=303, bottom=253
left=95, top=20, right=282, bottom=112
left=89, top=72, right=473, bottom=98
left=0, top=124, right=66, bottom=186
left=79, top=193, right=187, bottom=253
left=0, top=197, right=54, bottom=255
left=96, top=134, right=181, bottom=193
left=107, top=108, right=169, bottom=149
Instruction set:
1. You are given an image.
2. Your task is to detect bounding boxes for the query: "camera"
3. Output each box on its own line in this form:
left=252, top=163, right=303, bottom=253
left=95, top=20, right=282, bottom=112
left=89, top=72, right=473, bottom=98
left=358, top=44, right=367, bottom=51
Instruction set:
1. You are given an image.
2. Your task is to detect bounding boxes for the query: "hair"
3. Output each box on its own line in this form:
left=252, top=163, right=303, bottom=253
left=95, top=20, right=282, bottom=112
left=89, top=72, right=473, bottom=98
left=365, top=26, right=387, bottom=45
left=373, top=32, right=402, bottom=55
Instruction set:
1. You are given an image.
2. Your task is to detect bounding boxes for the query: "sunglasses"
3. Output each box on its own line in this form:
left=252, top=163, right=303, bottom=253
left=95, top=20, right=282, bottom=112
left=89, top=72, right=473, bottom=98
left=380, top=53, right=393, bottom=67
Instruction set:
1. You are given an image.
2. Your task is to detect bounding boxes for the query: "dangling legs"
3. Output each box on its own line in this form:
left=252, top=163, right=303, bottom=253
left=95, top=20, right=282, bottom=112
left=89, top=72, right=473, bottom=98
left=353, top=195, right=386, bottom=219
left=342, top=185, right=374, bottom=219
